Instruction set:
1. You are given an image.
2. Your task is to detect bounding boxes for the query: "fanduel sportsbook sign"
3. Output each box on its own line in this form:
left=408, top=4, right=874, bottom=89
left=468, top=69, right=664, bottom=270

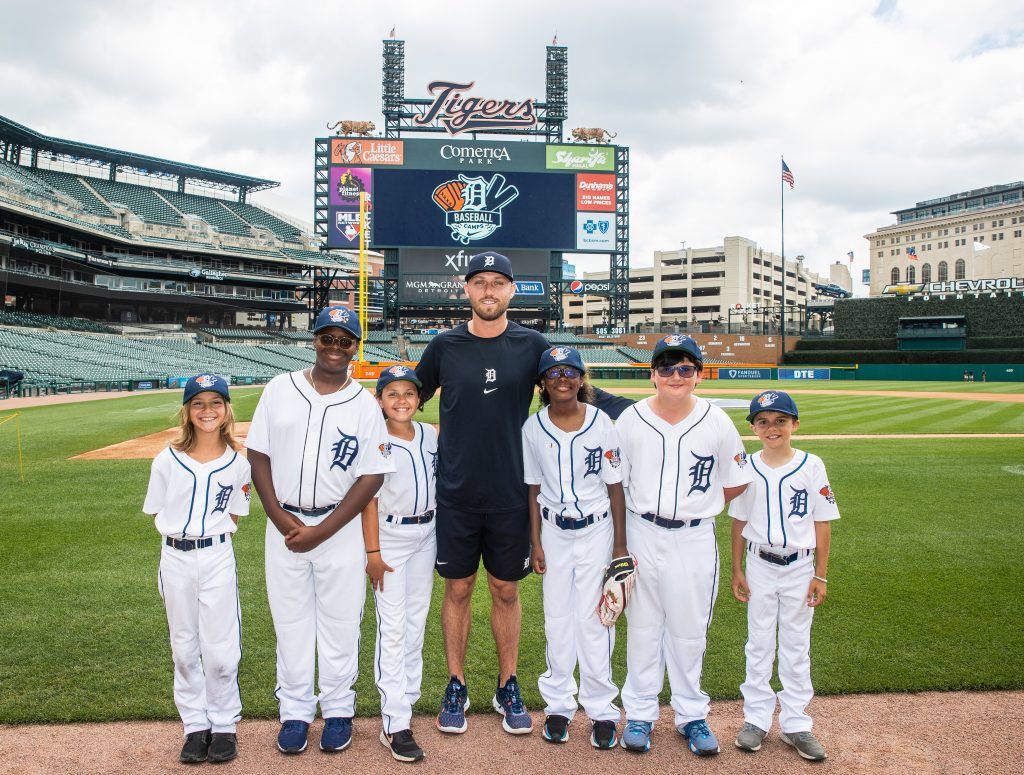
left=413, top=81, right=537, bottom=134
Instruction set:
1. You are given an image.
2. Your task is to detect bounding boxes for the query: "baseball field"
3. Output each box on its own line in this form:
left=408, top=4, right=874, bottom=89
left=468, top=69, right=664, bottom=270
left=0, top=378, right=1022, bottom=731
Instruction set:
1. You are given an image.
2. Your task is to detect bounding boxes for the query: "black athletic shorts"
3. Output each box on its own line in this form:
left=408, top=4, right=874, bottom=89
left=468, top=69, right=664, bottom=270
left=434, top=505, right=532, bottom=582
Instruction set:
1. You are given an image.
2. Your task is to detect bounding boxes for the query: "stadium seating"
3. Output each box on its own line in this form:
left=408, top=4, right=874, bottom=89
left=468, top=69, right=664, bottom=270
left=279, top=330, right=314, bottom=341
left=226, top=201, right=303, bottom=239
left=157, top=190, right=252, bottom=236
left=27, top=169, right=115, bottom=217
left=199, top=327, right=275, bottom=340
left=0, top=308, right=116, bottom=333
left=85, top=178, right=182, bottom=226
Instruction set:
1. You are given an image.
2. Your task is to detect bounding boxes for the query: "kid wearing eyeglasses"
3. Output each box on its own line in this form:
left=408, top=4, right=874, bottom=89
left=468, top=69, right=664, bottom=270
left=521, top=346, right=628, bottom=750
left=614, top=336, right=753, bottom=757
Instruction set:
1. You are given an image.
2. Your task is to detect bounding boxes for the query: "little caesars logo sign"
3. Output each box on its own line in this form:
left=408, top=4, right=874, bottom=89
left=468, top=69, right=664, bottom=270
left=414, top=81, right=537, bottom=134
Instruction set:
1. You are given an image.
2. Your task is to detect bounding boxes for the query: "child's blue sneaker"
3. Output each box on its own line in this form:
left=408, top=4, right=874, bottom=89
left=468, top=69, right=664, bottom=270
left=276, top=720, right=309, bottom=754
left=320, top=717, right=352, bottom=752
left=678, top=718, right=721, bottom=756
left=621, top=720, right=653, bottom=751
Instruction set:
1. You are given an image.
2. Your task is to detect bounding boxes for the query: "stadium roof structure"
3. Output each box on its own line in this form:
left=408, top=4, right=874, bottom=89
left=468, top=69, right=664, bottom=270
left=0, top=115, right=279, bottom=200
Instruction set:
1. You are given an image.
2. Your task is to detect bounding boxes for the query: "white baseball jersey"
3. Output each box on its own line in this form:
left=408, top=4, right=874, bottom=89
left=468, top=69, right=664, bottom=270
left=245, top=371, right=395, bottom=507
left=522, top=404, right=624, bottom=518
left=728, top=449, right=840, bottom=550
left=144, top=446, right=251, bottom=537
left=617, top=396, right=753, bottom=519
left=376, top=421, right=438, bottom=518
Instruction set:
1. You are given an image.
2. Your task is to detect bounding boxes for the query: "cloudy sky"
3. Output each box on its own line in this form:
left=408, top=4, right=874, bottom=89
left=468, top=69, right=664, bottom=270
left=2, top=0, right=1022, bottom=291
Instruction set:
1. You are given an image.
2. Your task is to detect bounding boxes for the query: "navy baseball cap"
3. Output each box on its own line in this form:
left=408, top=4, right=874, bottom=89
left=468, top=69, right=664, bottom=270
left=746, top=390, right=799, bottom=423
left=375, top=364, right=422, bottom=393
left=183, top=373, right=231, bottom=404
left=313, top=306, right=362, bottom=339
left=538, top=346, right=586, bottom=377
left=464, top=251, right=514, bottom=281
left=651, top=334, right=703, bottom=366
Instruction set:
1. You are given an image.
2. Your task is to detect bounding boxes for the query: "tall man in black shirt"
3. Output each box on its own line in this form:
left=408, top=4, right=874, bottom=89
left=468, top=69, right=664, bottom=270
left=416, top=252, right=548, bottom=736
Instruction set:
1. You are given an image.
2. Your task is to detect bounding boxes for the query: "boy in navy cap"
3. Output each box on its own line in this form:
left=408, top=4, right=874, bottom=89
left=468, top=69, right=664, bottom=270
left=728, top=391, right=839, bottom=761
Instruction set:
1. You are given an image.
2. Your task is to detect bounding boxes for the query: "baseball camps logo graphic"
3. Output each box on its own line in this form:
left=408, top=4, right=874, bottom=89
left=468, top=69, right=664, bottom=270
left=734, top=450, right=748, bottom=468
left=387, top=365, right=410, bottom=377
left=242, top=483, right=251, bottom=502
left=549, top=347, right=571, bottom=362
left=820, top=484, right=837, bottom=504
left=757, top=392, right=780, bottom=410
left=196, top=374, right=216, bottom=389
left=329, top=308, right=351, bottom=324
left=604, top=448, right=621, bottom=468
left=431, top=173, right=519, bottom=245
left=378, top=442, right=393, bottom=459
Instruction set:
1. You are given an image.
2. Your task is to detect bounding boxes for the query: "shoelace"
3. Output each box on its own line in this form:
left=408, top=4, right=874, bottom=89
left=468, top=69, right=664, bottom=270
left=282, top=720, right=306, bottom=734
left=502, top=680, right=525, bottom=713
left=625, top=720, right=651, bottom=735
left=443, top=683, right=464, bottom=712
left=688, top=721, right=711, bottom=739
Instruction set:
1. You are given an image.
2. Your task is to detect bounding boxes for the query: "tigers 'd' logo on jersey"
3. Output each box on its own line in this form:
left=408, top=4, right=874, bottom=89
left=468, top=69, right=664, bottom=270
left=584, top=446, right=603, bottom=477
left=331, top=430, right=359, bottom=471
left=212, top=483, right=234, bottom=513
left=788, top=488, right=808, bottom=519
left=688, top=452, right=715, bottom=494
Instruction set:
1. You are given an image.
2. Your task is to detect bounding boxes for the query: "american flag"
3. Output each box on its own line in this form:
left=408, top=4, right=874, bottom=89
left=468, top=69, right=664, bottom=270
left=552, top=33, right=558, bottom=45
left=782, top=160, right=795, bottom=189
left=905, top=246, right=918, bottom=260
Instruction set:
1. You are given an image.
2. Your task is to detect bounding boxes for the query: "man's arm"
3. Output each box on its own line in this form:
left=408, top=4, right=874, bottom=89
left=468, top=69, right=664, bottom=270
left=247, top=449, right=303, bottom=536
left=588, top=387, right=636, bottom=420
left=284, top=474, right=386, bottom=553
left=415, top=338, right=441, bottom=406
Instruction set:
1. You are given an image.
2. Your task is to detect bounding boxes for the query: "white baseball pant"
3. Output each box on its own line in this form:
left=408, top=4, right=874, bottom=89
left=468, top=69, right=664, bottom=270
left=537, top=516, right=619, bottom=722
left=621, top=513, right=719, bottom=727
left=158, top=537, right=242, bottom=735
left=372, top=519, right=436, bottom=734
left=265, top=516, right=365, bottom=722
left=741, top=546, right=816, bottom=733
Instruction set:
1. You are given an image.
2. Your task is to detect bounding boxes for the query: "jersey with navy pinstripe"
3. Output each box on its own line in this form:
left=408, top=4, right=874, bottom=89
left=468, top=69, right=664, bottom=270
left=727, top=449, right=839, bottom=550
left=522, top=404, right=623, bottom=519
left=376, top=421, right=438, bottom=518
left=144, top=446, right=250, bottom=538
left=245, top=371, right=395, bottom=508
left=616, top=396, right=753, bottom=520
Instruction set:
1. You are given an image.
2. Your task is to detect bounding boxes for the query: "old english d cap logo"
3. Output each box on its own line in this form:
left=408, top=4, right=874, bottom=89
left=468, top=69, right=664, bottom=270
left=464, top=251, right=514, bottom=281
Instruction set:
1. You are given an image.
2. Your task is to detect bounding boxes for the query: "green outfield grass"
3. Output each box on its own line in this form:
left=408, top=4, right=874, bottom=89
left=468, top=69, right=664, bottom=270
left=0, top=381, right=1021, bottom=723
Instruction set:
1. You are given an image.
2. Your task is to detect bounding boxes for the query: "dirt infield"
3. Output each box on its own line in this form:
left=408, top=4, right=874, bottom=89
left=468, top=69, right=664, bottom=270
left=1, top=690, right=1017, bottom=775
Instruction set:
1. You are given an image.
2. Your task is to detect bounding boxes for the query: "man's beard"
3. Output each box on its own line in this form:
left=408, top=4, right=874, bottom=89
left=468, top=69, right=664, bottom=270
left=470, top=296, right=509, bottom=321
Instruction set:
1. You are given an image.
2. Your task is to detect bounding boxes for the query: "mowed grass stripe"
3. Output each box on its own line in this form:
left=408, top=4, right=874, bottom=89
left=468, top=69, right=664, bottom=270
left=0, top=385, right=1022, bottom=722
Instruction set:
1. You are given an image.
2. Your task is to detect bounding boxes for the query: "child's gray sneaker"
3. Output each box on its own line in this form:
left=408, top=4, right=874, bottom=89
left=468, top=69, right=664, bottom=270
left=780, top=730, right=827, bottom=761
left=735, top=722, right=767, bottom=752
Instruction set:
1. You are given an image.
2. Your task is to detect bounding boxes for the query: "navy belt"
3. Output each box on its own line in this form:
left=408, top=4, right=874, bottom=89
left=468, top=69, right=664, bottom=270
left=639, top=512, right=703, bottom=530
left=386, top=509, right=435, bottom=525
left=756, top=547, right=812, bottom=566
left=165, top=534, right=227, bottom=552
left=282, top=503, right=338, bottom=517
left=542, top=507, right=607, bottom=531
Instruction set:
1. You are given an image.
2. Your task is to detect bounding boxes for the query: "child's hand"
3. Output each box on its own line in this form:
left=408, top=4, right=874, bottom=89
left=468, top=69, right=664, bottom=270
left=806, top=577, right=827, bottom=607
left=531, top=545, right=546, bottom=575
left=732, top=570, right=750, bottom=603
left=284, top=524, right=323, bottom=553
left=366, top=554, right=394, bottom=592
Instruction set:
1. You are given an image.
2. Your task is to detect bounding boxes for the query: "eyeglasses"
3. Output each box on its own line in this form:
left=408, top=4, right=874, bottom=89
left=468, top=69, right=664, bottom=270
left=655, top=365, right=698, bottom=378
left=544, top=366, right=581, bottom=380
left=317, top=333, right=356, bottom=348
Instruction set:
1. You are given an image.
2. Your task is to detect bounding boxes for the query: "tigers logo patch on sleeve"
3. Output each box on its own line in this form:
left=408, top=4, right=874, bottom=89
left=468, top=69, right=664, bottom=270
left=820, top=484, right=836, bottom=504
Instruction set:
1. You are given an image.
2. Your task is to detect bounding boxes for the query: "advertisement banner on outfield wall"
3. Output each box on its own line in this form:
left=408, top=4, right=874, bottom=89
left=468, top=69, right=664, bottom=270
left=575, top=213, right=615, bottom=251
left=545, top=145, right=615, bottom=171
left=329, top=167, right=372, bottom=207
left=717, top=367, right=773, bottom=380
left=779, top=368, right=831, bottom=380
left=576, top=174, right=616, bottom=211
left=372, top=169, right=576, bottom=250
left=398, top=248, right=550, bottom=304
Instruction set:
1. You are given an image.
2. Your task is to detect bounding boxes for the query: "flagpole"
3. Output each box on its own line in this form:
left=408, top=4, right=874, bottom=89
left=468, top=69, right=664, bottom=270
left=780, top=155, right=786, bottom=364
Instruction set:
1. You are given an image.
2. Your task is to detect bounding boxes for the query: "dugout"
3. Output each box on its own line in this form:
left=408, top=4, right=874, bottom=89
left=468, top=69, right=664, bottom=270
left=896, top=316, right=966, bottom=351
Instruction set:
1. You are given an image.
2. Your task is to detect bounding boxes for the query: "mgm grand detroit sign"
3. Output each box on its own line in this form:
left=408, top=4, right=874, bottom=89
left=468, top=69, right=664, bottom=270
left=882, top=277, right=1024, bottom=299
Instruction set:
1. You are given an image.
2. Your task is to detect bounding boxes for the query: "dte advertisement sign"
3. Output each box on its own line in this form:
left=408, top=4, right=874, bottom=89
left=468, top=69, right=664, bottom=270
left=779, top=368, right=831, bottom=381
left=372, top=169, right=576, bottom=250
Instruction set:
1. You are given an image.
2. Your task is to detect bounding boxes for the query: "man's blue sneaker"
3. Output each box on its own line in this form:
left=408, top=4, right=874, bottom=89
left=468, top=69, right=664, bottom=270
left=621, top=720, right=653, bottom=752
left=276, top=720, right=309, bottom=754
left=678, top=719, right=721, bottom=756
left=436, top=676, right=470, bottom=734
left=320, top=717, right=353, bottom=752
left=492, top=674, right=533, bottom=734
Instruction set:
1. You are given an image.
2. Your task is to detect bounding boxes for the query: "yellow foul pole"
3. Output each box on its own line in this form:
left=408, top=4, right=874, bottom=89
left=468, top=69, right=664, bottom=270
left=358, top=192, right=367, bottom=365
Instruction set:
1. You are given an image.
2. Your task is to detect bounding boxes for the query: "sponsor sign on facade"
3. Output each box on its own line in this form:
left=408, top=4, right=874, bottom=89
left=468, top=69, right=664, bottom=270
left=398, top=248, right=550, bottom=305
left=881, top=277, right=1024, bottom=297
left=331, top=138, right=404, bottom=166
left=400, top=139, right=548, bottom=171
left=576, top=173, right=615, bottom=211
left=779, top=368, right=831, bottom=381
left=546, top=145, right=615, bottom=171
left=328, top=207, right=371, bottom=247
left=514, top=280, right=545, bottom=295
left=575, top=213, right=614, bottom=251
left=329, top=167, right=372, bottom=207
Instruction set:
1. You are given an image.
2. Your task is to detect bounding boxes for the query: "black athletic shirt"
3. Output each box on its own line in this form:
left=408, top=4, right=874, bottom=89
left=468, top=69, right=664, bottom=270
left=416, top=321, right=550, bottom=513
